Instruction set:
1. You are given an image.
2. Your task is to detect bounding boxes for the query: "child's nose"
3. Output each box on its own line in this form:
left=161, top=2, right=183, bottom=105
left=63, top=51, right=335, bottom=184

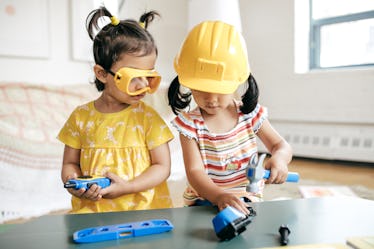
left=204, top=93, right=218, bottom=102
left=135, top=77, right=149, bottom=89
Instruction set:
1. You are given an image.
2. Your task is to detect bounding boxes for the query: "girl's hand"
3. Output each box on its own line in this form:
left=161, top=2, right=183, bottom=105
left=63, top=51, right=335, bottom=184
left=100, top=172, right=133, bottom=199
left=215, top=192, right=250, bottom=215
left=64, top=173, right=102, bottom=201
left=264, top=156, right=289, bottom=184
left=81, top=184, right=103, bottom=201
left=66, top=185, right=86, bottom=199
left=256, top=119, right=293, bottom=184
left=64, top=173, right=85, bottom=198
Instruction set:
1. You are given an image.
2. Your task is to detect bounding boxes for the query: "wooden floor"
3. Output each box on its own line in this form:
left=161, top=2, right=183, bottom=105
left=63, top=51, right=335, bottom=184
left=288, top=157, right=374, bottom=189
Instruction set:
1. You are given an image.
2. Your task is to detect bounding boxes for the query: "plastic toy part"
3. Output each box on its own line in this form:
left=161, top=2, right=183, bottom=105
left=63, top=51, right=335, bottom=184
left=247, top=168, right=300, bottom=183
left=263, top=170, right=299, bottom=182
left=73, top=219, right=174, bottom=243
left=279, top=224, right=291, bottom=245
left=246, top=154, right=300, bottom=193
left=108, top=67, right=161, bottom=96
left=212, top=206, right=256, bottom=241
left=64, top=176, right=111, bottom=190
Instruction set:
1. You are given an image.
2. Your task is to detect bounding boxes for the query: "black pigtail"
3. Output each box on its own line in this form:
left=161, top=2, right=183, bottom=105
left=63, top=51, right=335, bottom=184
left=168, top=76, right=192, bottom=115
left=86, top=7, right=112, bottom=41
left=139, top=11, right=160, bottom=29
left=240, top=74, right=259, bottom=114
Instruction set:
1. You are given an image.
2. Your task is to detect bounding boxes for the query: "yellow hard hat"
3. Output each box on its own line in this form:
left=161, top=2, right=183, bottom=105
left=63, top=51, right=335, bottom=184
left=174, top=21, right=250, bottom=94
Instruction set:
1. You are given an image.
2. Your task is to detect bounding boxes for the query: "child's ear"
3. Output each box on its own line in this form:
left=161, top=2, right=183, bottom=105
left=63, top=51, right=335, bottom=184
left=94, top=65, right=109, bottom=83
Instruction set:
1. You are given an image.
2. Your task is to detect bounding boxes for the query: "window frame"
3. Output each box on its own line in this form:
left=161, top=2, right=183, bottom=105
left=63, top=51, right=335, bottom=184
left=309, top=0, right=374, bottom=69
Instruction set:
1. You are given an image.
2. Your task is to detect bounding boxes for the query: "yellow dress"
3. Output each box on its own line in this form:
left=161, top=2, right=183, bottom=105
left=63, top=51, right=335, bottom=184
left=58, top=101, right=174, bottom=213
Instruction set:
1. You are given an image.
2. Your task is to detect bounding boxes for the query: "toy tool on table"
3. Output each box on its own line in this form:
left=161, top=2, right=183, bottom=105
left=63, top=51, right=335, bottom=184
left=279, top=224, right=291, bottom=245
left=64, top=176, right=111, bottom=190
left=246, top=154, right=299, bottom=192
left=212, top=206, right=256, bottom=241
left=73, top=219, right=174, bottom=243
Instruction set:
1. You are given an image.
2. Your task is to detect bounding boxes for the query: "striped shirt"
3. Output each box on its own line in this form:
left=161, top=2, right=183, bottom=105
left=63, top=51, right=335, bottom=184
left=172, top=101, right=268, bottom=205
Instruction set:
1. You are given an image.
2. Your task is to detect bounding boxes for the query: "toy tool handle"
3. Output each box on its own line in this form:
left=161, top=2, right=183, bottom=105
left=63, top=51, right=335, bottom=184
left=263, top=170, right=299, bottom=182
left=64, top=177, right=111, bottom=190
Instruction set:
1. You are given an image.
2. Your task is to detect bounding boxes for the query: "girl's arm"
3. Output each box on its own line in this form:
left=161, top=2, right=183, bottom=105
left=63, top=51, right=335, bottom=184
left=101, top=142, right=172, bottom=198
left=256, top=119, right=293, bottom=184
left=61, top=145, right=102, bottom=200
left=61, top=145, right=81, bottom=183
left=180, top=134, right=250, bottom=214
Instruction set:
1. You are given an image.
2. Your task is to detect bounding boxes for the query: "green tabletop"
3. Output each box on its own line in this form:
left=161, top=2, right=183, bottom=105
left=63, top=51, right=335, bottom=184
left=1, top=197, right=373, bottom=249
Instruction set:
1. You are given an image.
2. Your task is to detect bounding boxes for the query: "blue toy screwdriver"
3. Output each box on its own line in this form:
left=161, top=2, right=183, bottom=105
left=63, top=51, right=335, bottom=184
left=64, top=176, right=111, bottom=190
left=73, top=219, right=174, bottom=243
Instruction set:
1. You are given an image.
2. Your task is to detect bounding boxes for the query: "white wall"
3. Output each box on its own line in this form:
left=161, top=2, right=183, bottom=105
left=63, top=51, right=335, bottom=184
left=0, top=1, right=94, bottom=85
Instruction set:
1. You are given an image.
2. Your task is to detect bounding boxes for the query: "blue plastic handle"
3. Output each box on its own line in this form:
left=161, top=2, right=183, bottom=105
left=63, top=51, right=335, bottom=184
left=263, top=170, right=299, bottom=182
left=64, top=176, right=111, bottom=190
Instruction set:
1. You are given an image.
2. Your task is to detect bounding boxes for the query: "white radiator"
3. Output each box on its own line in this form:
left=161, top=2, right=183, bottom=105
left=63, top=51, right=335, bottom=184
left=258, top=121, right=374, bottom=163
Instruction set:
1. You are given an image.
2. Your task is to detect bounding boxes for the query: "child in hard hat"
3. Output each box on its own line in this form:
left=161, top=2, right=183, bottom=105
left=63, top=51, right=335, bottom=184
left=58, top=7, right=174, bottom=213
left=168, top=21, right=292, bottom=214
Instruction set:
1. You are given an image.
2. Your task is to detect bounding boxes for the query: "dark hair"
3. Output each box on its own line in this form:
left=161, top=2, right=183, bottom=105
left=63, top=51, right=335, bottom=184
left=240, top=75, right=259, bottom=114
left=167, top=74, right=259, bottom=115
left=167, top=76, right=192, bottom=115
left=86, top=7, right=160, bottom=91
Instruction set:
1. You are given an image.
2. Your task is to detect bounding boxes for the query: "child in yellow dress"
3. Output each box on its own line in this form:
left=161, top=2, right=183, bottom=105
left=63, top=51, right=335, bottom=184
left=58, top=7, right=174, bottom=213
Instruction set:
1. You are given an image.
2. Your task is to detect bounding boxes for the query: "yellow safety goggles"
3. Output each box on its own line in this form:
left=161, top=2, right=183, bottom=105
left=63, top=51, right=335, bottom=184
left=107, top=67, right=161, bottom=96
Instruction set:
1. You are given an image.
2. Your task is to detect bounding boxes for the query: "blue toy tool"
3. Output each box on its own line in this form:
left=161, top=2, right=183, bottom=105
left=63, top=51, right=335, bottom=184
left=73, top=219, right=174, bottom=243
left=64, top=176, right=111, bottom=190
left=212, top=206, right=256, bottom=241
left=211, top=153, right=299, bottom=241
left=246, top=153, right=299, bottom=192
left=263, top=170, right=299, bottom=182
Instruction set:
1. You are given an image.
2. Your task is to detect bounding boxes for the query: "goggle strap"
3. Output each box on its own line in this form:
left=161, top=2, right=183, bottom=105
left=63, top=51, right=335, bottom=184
left=106, top=70, right=116, bottom=77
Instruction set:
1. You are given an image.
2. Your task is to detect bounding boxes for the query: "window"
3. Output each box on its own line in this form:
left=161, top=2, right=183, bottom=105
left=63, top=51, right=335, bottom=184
left=309, top=0, right=374, bottom=69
